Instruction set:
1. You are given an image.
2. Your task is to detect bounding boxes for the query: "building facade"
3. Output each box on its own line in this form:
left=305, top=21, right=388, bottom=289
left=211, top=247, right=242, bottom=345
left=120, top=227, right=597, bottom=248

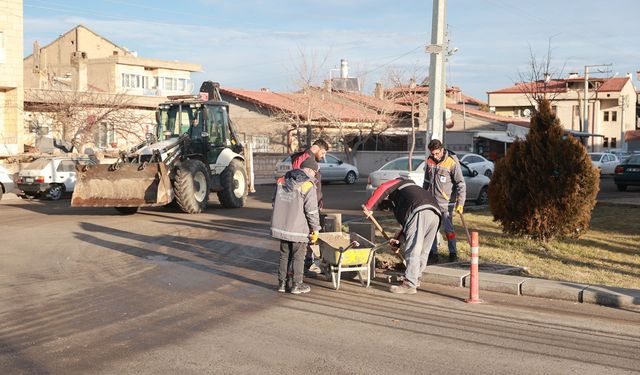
left=22, top=25, right=201, bottom=153
left=0, top=0, right=24, bottom=156
left=488, top=74, right=638, bottom=151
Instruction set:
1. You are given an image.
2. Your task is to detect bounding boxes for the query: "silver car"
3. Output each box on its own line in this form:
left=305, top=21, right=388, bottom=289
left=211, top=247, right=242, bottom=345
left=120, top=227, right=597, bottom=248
left=366, top=156, right=490, bottom=205
left=457, top=152, right=495, bottom=177
left=274, top=153, right=359, bottom=184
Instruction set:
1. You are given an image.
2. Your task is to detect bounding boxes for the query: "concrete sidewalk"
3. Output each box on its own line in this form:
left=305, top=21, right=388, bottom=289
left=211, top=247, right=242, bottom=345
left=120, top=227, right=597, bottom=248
left=417, top=265, right=640, bottom=310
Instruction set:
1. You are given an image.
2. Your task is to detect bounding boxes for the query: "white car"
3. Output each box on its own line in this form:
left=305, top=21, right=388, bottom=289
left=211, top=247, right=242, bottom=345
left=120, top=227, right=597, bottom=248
left=366, top=156, right=490, bottom=205
left=457, top=152, right=495, bottom=177
left=17, top=156, right=96, bottom=200
left=0, top=165, right=17, bottom=200
left=589, top=152, right=619, bottom=175
left=274, top=153, right=359, bottom=184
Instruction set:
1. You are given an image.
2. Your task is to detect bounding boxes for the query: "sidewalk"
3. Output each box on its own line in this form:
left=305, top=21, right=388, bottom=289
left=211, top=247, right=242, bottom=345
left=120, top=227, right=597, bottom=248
left=412, top=264, right=640, bottom=310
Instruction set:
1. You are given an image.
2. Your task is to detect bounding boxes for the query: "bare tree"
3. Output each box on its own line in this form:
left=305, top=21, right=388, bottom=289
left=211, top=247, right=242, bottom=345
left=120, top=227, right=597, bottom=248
left=517, top=43, right=566, bottom=107
left=386, top=68, right=423, bottom=169
left=24, top=88, right=149, bottom=153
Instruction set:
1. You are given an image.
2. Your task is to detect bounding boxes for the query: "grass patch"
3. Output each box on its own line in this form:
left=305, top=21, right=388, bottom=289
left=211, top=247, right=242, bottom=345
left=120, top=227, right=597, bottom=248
left=371, top=204, right=640, bottom=289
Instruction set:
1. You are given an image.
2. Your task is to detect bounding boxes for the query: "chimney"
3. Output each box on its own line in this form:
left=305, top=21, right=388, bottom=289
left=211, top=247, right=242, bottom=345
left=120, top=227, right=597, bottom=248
left=568, top=72, right=579, bottom=79
left=374, top=82, right=384, bottom=99
left=543, top=73, right=551, bottom=83
left=323, top=79, right=331, bottom=92
left=626, top=72, right=632, bottom=79
left=340, top=59, right=349, bottom=79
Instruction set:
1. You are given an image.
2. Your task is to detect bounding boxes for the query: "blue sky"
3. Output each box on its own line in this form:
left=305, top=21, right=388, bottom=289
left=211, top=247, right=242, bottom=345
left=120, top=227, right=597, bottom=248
left=23, top=0, right=640, bottom=101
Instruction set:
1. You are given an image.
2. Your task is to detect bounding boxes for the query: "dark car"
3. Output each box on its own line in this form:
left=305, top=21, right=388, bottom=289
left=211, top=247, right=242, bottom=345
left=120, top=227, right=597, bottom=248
left=613, top=154, right=640, bottom=191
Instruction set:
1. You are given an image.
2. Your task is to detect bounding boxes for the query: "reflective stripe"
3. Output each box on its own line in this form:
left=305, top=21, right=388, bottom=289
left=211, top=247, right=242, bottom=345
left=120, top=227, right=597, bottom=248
left=272, top=228, right=309, bottom=238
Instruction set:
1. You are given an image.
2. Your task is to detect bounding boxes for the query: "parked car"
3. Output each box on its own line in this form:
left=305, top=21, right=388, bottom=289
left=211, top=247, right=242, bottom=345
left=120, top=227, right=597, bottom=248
left=613, top=154, right=640, bottom=191
left=366, top=156, right=490, bottom=205
left=274, top=154, right=359, bottom=184
left=0, top=165, right=16, bottom=200
left=16, top=156, right=96, bottom=200
left=456, top=152, right=495, bottom=177
left=589, top=152, right=619, bottom=175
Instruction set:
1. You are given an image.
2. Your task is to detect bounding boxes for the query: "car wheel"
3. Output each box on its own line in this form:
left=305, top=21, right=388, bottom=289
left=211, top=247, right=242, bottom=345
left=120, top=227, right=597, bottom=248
left=46, top=184, right=65, bottom=200
left=616, top=184, right=627, bottom=192
left=344, top=171, right=357, bottom=185
left=484, top=169, right=492, bottom=178
left=476, top=186, right=489, bottom=205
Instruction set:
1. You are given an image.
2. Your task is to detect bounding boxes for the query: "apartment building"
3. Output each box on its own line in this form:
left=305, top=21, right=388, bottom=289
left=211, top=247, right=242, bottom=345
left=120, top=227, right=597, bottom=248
left=488, top=74, right=637, bottom=151
left=22, top=25, right=201, bottom=152
left=0, top=0, right=23, bottom=156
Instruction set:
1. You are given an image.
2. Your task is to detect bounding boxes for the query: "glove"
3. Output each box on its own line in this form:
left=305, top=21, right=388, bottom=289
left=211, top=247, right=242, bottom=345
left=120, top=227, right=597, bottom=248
left=455, top=204, right=464, bottom=215
left=309, top=231, right=319, bottom=244
left=389, top=238, right=401, bottom=253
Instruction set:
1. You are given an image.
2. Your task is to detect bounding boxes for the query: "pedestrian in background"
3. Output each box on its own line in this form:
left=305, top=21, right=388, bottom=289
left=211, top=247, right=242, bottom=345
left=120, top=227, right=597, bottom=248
left=363, top=177, right=442, bottom=294
left=271, top=167, right=321, bottom=294
left=423, top=139, right=466, bottom=262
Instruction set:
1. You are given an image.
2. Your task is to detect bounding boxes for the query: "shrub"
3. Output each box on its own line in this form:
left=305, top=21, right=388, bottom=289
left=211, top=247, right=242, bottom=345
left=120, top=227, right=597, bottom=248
left=488, top=99, right=599, bottom=241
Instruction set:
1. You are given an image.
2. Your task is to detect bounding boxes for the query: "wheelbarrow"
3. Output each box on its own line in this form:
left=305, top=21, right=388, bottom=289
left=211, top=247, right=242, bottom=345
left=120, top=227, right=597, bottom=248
left=317, top=232, right=376, bottom=290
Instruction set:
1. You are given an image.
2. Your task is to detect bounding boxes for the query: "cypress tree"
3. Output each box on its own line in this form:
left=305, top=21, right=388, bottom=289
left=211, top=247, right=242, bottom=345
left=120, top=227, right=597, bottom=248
left=488, top=99, right=599, bottom=241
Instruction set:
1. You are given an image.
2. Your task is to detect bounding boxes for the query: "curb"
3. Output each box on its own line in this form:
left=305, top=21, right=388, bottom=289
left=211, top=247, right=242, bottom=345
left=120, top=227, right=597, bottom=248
left=417, top=265, right=640, bottom=310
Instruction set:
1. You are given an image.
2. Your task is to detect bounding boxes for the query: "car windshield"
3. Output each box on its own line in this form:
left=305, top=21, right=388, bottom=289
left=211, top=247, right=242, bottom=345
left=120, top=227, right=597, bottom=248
left=589, top=154, right=602, bottom=161
left=23, top=158, right=51, bottom=170
left=380, top=157, right=422, bottom=171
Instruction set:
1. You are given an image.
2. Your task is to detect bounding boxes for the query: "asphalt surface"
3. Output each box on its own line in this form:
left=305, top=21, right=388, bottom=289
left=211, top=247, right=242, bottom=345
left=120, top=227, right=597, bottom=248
left=0, top=179, right=639, bottom=374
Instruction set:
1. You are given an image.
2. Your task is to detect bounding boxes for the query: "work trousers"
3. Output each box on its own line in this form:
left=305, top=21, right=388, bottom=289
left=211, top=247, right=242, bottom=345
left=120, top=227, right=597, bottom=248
left=278, top=240, right=306, bottom=284
left=431, top=203, right=457, bottom=256
left=403, top=209, right=440, bottom=287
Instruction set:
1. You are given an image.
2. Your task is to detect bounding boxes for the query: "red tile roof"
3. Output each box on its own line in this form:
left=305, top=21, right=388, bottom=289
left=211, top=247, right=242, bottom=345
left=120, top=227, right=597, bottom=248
left=446, top=102, right=530, bottom=127
left=220, top=87, right=384, bottom=123
left=489, top=76, right=630, bottom=94
left=597, top=77, right=630, bottom=92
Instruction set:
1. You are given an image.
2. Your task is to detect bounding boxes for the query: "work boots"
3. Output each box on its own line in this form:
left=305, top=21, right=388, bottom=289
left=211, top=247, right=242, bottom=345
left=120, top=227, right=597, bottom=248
left=390, top=281, right=417, bottom=294
left=277, top=280, right=287, bottom=293
left=290, top=282, right=311, bottom=295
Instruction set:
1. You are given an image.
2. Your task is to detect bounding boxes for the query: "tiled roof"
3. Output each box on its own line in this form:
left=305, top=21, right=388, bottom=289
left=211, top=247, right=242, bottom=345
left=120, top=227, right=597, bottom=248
left=220, top=88, right=384, bottom=123
left=332, top=91, right=409, bottom=113
left=489, top=76, right=630, bottom=94
left=597, top=77, right=630, bottom=92
left=625, top=130, right=640, bottom=141
left=488, top=80, right=567, bottom=94
left=446, top=103, right=530, bottom=127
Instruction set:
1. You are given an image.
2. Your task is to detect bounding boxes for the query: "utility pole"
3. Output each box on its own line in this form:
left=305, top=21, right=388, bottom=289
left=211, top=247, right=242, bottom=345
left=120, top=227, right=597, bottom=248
left=582, top=63, right=612, bottom=136
left=426, top=0, right=447, bottom=152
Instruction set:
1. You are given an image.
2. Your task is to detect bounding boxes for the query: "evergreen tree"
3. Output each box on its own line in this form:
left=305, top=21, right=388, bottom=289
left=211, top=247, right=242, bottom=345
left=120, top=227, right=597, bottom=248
left=488, top=99, right=599, bottom=241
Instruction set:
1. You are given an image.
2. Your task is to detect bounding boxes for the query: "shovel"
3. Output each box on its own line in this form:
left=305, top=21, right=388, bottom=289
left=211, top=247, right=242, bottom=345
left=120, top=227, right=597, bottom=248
left=458, top=211, right=472, bottom=247
left=362, top=205, right=406, bottom=266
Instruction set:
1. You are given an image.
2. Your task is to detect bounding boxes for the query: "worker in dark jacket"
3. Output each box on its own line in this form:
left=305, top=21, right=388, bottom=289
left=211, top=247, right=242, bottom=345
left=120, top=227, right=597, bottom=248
left=423, top=139, right=466, bottom=262
left=291, top=139, right=329, bottom=208
left=271, top=167, right=321, bottom=295
left=363, top=177, right=442, bottom=294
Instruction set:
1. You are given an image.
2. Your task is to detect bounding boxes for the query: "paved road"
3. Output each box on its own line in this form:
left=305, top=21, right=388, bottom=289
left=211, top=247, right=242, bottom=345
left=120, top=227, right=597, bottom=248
left=0, top=183, right=639, bottom=374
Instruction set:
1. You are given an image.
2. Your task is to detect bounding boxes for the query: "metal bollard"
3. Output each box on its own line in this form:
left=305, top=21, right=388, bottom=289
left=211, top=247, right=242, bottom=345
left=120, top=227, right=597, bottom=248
left=465, top=231, right=483, bottom=304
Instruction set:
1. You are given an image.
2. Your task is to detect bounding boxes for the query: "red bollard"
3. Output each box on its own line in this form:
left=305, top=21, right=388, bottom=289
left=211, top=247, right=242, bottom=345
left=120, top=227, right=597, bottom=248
left=465, top=231, right=483, bottom=304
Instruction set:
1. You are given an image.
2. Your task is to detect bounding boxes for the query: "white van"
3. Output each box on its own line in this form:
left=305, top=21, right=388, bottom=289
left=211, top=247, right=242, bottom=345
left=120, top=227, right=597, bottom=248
left=17, top=156, right=96, bottom=200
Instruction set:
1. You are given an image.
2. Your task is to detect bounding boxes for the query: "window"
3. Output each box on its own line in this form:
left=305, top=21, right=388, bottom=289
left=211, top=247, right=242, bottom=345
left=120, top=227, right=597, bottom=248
left=57, top=160, right=76, bottom=172
left=121, top=73, right=144, bottom=89
left=324, top=155, right=340, bottom=164
left=603, top=111, right=609, bottom=122
left=0, top=31, right=5, bottom=64
left=603, top=137, right=609, bottom=148
left=612, top=111, right=617, bottom=122
left=97, top=122, right=116, bottom=148
left=611, top=138, right=617, bottom=148
left=251, top=135, right=269, bottom=153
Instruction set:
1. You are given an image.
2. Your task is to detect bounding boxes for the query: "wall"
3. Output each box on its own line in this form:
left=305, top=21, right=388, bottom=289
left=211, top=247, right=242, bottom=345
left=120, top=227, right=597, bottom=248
left=0, top=0, right=24, bottom=156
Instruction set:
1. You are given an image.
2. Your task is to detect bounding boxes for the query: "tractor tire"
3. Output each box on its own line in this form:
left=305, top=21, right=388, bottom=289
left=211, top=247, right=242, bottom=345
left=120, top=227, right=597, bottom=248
left=46, top=184, right=65, bottom=200
left=115, top=207, right=139, bottom=215
left=217, top=159, right=247, bottom=208
left=174, top=159, right=210, bottom=214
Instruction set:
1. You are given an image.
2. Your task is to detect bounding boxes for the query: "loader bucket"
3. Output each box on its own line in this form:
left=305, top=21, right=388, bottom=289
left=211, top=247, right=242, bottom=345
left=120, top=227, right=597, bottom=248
left=71, top=162, right=173, bottom=207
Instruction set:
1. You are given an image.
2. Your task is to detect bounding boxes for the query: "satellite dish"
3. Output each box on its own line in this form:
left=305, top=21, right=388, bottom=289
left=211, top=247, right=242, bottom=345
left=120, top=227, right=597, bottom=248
left=523, top=108, right=532, bottom=117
